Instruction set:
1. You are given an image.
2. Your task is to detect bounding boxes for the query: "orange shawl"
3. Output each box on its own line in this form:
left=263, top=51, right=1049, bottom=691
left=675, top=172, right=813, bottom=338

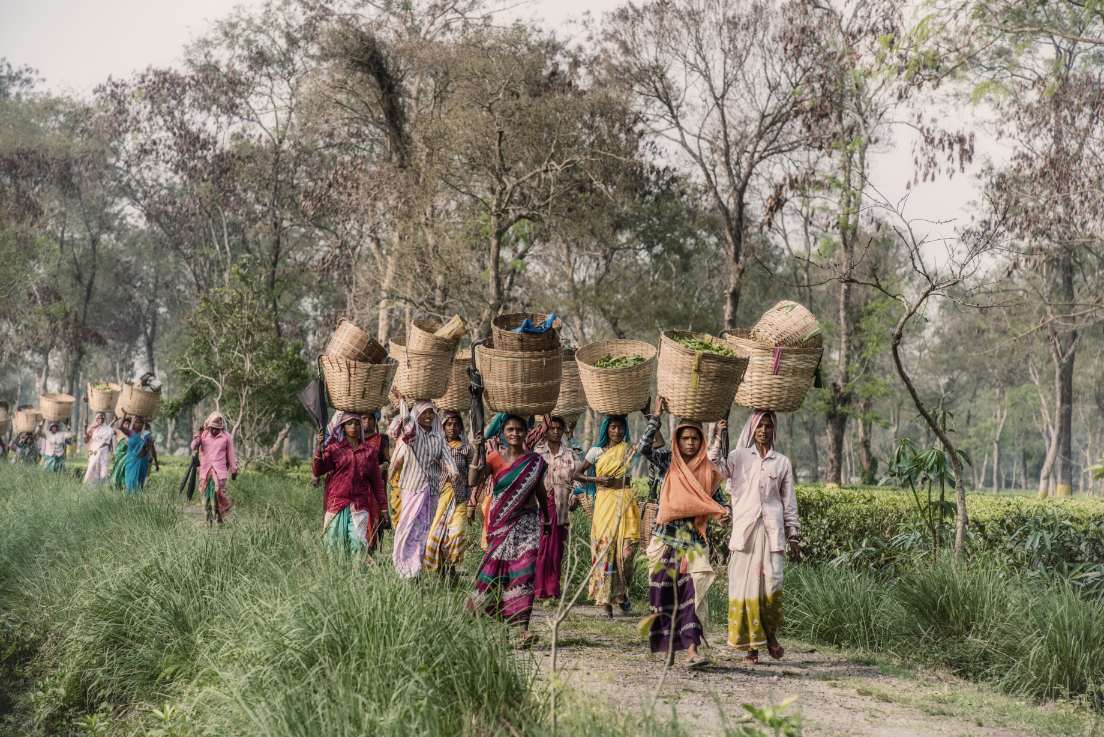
left=655, top=422, right=726, bottom=536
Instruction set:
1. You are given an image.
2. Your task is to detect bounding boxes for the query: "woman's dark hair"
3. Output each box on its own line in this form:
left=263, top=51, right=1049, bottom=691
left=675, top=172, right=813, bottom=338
left=502, top=413, right=527, bottom=429
left=547, top=415, right=567, bottom=430
left=442, top=410, right=465, bottom=434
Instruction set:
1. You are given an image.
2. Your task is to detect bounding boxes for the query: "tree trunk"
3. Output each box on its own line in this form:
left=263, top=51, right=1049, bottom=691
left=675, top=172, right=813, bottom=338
left=804, top=415, right=821, bottom=482
left=1054, top=338, right=1075, bottom=496
left=857, top=398, right=877, bottom=485
left=722, top=202, right=746, bottom=331
left=825, top=410, right=847, bottom=487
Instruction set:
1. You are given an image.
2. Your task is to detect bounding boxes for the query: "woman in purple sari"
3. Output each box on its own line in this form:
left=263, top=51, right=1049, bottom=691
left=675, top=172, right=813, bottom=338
left=467, top=414, right=549, bottom=643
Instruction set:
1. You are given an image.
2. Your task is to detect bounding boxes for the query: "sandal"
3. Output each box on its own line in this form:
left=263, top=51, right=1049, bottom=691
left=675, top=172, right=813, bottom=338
left=743, top=649, right=760, bottom=664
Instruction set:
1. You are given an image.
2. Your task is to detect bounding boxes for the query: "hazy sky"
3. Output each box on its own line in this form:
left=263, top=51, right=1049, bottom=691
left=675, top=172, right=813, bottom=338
left=2, top=0, right=1002, bottom=238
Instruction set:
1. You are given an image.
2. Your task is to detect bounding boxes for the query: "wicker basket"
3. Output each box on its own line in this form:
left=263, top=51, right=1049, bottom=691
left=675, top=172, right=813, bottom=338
left=475, top=345, right=562, bottom=416
left=750, top=300, right=822, bottom=347
left=725, top=330, right=822, bottom=412
left=579, top=493, right=594, bottom=519
left=575, top=339, right=657, bottom=416
left=551, top=349, right=587, bottom=418
left=640, top=501, right=660, bottom=549
left=389, top=338, right=454, bottom=400
left=408, top=319, right=460, bottom=355
left=657, top=331, right=749, bottom=422
left=116, top=384, right=162, bottom=419
left=492, top=313, right=561, bottom=353
left=13, top=409, right=39, bottom=434
left=40, top=393, right=76, bottom=422
left=320, top=355, right=397, bottom=413
left=435, top=350, right=473, bottom=412
left=87, top=382, right=121, bottom=413
left=325, top=318, right=387, bottom=364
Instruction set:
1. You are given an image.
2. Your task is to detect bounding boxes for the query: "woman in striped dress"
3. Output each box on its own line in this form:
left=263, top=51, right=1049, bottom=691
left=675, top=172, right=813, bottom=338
left=423, top=410, right=473, bottom=579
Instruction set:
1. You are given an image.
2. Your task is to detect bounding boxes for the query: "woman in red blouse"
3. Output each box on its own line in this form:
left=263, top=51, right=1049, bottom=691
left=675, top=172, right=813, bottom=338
left=312, top=411, right=387, bottom=556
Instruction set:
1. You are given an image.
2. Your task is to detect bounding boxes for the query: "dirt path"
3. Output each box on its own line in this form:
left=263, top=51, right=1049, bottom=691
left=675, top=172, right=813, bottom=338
left=526, top=605, right=1083, bottom=737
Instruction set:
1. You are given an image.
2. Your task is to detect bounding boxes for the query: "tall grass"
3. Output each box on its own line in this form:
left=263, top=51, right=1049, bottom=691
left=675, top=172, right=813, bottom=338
left=0, top=466, right=695, bottom=737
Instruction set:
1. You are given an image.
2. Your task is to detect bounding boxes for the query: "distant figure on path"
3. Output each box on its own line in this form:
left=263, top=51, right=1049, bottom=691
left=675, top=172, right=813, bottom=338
left=110, top=417, right=131, bottom=489
left=123, top=416, right=159, bottom=495
left=12, top=431, right=40, bottom=466
left=712, top=411, right=801, bottom=664
left=41, top=421, right=74, bottom=473
left=83, top=413, right=115, bottom=485
left=191, top=412, right=238, bottom=523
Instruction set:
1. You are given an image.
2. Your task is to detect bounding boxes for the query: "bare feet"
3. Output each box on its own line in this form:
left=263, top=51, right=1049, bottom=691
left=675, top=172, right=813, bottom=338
left=767, top=640, right=785, bottom=660
left=744, top=649, right=760, bottom=664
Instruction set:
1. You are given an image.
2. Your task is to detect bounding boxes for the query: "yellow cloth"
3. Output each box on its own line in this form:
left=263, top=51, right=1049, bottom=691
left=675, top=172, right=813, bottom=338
left=424, top=480, right=469, bottom=573
left=727, top=517, right=784, bottom=650
left=588, top=442, right=640, bottom=606
left=388, top=464, right=402, bottom=527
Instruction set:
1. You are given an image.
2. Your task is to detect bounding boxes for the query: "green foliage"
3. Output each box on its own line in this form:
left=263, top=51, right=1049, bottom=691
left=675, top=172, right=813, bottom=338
left=594, top=354, right=646, bottom=369
left=673, top=336, right=736, bottom=356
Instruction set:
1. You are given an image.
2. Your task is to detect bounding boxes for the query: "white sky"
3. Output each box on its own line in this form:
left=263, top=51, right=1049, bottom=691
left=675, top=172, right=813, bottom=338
left=1, top=0, right=1007, bottom=237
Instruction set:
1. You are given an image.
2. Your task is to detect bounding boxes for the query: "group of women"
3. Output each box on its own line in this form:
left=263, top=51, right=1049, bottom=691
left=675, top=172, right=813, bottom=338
left=309, top=395, right=800, bottom=667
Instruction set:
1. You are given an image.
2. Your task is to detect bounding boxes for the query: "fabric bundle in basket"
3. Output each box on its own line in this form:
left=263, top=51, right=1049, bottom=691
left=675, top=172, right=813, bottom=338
left=726, top=330, right=821, bottom=412
left=39, top=393, right=76, bottom=422
left=435, top=349, right=473, bottom=412
left=492, top=313, right=560, bottom=353
left=325, top=318, right=388, bottom=364
left=13, top=409, right=40, bottom=434
left=116, top=384, right=162, bottom=419
left=639, top=500, right=659, bottom=549
left=551, top=348, right=586, bottom=418
left=750, top=300, right=822, bottom=347
left=389, top=337, right=454, bottom=400
left=657, top=331, right=749, bottom=422
left=475, top=344, right=562, bottom=416
left=321, top=355, right=397, bottom=412
left=87, top=382, right=121, bottom=413
left=575, top=339, right=657, bottom=416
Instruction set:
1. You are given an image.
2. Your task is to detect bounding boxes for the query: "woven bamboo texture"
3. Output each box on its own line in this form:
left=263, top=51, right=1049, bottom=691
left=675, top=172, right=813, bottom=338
left=116, top=384, right=162, bottom=419
left=408, top=319, right=459, bottom=354
left=321, top=355, right=397, bottom=412
left=325, top=319, right=387, bottom=364
left=475, top=345, right=562, bottom=416
left=575, top=339, right=657, bottom=416
left=435, top=351, right=473, bottom=412
left=657, top=332, right=749, bottom=422
left=87, top=382, right=121, bottom=413
left=639, top=501, right=659, bottom=550
left=39, top=393, right=76, bottom=422
left=551, top=349, right=587, bottom=417
left=492, top=313, right=560, bottom=353
left=750, top=300, right=822, bottom=347
left=726, top=331, right=821, bottom=412
left=13, top=409, right=39, bottom=433
left=580, top=493, right=594, bottom=519
left=389, top=338, right=453, bottom=400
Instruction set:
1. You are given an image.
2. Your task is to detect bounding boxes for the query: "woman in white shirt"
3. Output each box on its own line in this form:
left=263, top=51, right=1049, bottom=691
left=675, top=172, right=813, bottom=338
left=711, top=411, right=800, bottom=663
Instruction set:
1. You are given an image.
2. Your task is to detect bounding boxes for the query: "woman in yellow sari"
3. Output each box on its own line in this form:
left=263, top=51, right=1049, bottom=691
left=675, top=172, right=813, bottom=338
left=574, top=415, right=640, bottom=618
left=424, top=410, right=474, bottom=579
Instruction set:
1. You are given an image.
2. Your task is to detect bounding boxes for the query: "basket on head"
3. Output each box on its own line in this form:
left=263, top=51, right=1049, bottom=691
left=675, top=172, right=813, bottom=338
left=325, top=318, right=388, bottom=364
left=389, top=338, right=454, bottom=400
left=408, top=319, right=460, bottom=355
left=750, top=300, right=822, bottom=347
left=475, top=345, right=562, bottom=417
left=551, top=348, right=587, bottom=418
left=435, top=349, right=473, bottom=412
left=87, top=382, right=121, bottom=413
left=725, top=330, right=822, bottom=413
left=116, top=384, right=161, bottom=420
left=40, top=393, right=76, bottom=422
left=492, top=313, right=560, bottom=353
left=13, top=409, right=39, bottom=434
left=639, top=501, right=660, bottom=549
left=657, top=331, right=749, bottom=422
left=320, top=355, right=397, bottom=413
left=575, top=339, right=657, bottom=416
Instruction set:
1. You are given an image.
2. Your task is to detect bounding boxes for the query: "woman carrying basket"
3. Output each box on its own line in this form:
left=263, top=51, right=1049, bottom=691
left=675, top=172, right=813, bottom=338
left=639, top=399, right=727, bottom=668
left=573, top=415, right=640, bottom=618
left=388, top=399, right=459, bottom=578
left=466, top=414, right=549, bottom=642
left=423, top=410, right=474, bottom=579
left=122, top=417, right=159, bottom=494
left=83, top=413, right=115, bottom=485
left=313, top=412, right=387, bottom=555
left=712, top=411, right=801, bottom=663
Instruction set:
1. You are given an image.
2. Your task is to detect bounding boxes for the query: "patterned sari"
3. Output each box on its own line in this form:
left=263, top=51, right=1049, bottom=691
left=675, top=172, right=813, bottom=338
left=424, top=438, right=471, bottom=575
left=468, top=449, right=547, bottom=628
left=123, top=432, right=151, bottom=495
left=588, top=442, right=640, bottom=606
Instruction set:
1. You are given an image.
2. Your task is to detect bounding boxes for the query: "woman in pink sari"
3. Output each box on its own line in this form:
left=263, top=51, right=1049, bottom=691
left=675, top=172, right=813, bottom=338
left=467, top=414, right=549, bottom=643
left=191, top=412, right=238, bottom=524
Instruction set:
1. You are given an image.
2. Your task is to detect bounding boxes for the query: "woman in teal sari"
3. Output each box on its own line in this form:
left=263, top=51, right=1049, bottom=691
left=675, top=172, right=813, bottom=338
left=123, top=417, right=158, bottom=495
left=110, top=417, right=130, bottom=490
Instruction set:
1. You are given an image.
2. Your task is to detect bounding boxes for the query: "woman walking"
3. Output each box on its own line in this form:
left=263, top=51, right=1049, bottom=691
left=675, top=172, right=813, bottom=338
left=191, top=413, right=238, bottom=523
left=11, top=431, right=40, bottom=466
left=388, top=400, right=459, bottom=578
left=83, top=413, right=115, bottom=485
left=574, top=415, right=640, bottom=618
left=423, top=410, right=473, bottom=579
left=110, top=417, right=131, bottom=489
left=41, top=421, right=74, bottom=473
left=312, top=412, right=387, bottom=555
left=123, top=417, right=159, bottom=495
left=467, top=414, right=548, bottom=641
left=639, top=402, right=727, bottom=668
left=533, top=415, right=574, bottom=600
left=712, top=411, right=800, bottom=663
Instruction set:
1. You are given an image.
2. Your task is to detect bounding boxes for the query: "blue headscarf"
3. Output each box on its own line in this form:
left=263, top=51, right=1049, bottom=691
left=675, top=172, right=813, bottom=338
left=593, top=414, right=630, bottom=449
left=483, top=412, right=528, bottom=445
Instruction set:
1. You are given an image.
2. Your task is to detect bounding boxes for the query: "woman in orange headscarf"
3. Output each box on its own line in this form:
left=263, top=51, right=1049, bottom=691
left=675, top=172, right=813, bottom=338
left=638, top=399, right=727, bottom=669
